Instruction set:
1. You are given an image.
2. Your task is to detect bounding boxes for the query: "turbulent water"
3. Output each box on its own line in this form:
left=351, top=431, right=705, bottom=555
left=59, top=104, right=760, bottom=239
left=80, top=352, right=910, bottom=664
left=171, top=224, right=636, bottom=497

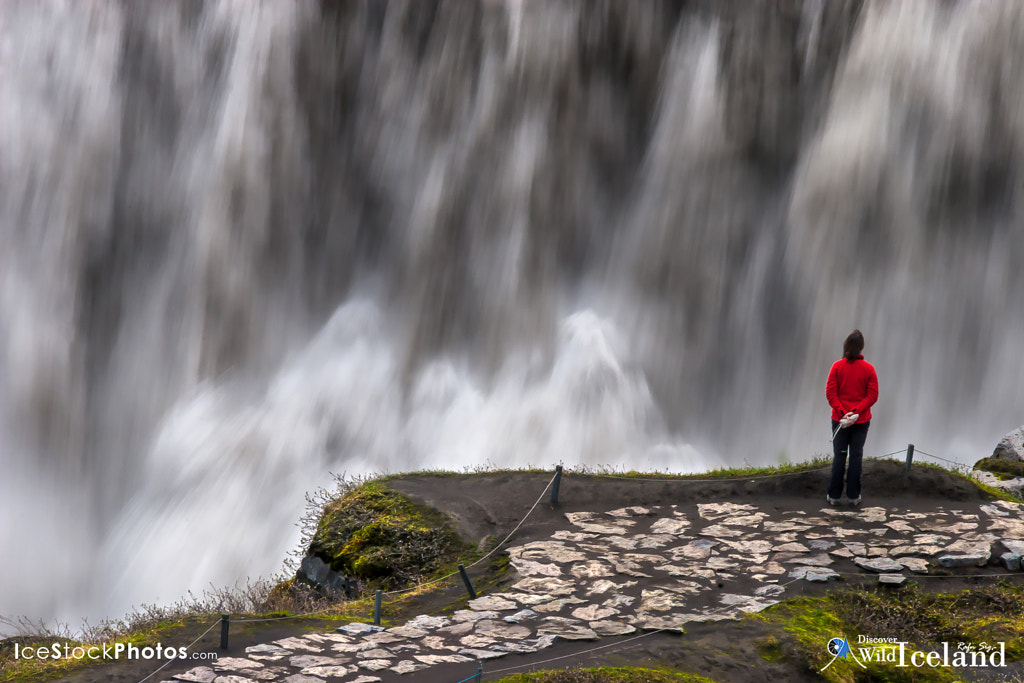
left=2, top=0, right=1023, bottom=628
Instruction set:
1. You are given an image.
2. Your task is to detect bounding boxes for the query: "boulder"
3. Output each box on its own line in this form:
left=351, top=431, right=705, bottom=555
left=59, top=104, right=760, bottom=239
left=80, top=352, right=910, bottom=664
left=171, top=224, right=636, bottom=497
left=993, top=426, right=1024, bottom=461
left=1001, top=553, right=1022, bottom=571
left=297, top=554, right=356, bottom=597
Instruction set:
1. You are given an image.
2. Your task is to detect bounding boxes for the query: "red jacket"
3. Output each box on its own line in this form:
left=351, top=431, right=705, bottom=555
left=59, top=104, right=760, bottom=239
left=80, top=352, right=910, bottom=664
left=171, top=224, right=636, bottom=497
left=826, top=356, right=878, bottom=423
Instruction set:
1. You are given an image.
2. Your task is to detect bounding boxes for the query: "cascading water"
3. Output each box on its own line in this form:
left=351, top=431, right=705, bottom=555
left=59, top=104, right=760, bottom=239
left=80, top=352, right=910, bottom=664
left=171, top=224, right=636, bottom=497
left=2, top=0, right=1022, bottom=630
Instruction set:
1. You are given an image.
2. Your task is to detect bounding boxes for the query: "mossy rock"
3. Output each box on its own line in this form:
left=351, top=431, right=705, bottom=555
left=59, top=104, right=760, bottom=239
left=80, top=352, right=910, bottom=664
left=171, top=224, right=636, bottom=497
left=973, top=456, right=1024, bottom=480
left=307, top=481, right=469, bottom=590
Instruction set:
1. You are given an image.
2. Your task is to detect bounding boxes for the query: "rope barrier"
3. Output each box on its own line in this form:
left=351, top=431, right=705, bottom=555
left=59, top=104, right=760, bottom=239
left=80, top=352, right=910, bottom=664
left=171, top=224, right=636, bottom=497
left=135, top=618, right=221, bottom=683
left=451, top=668, right=483, bottom=683
left=484, top=627, right=669, bottom=675
left=219, top=470, right=559, bottom=628
left=382, top=469, right=558, bottom=596
left=915, top=449, right=968, bottom=468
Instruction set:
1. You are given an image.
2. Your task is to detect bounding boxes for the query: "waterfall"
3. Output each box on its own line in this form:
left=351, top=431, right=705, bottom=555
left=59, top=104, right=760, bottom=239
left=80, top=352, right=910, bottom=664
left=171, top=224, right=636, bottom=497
left=2, top=0, right=1022, bottom=628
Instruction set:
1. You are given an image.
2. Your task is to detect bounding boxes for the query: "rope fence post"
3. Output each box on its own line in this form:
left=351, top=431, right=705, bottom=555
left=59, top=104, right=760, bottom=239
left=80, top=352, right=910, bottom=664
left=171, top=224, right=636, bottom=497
left=220, top=614, right=229, bottom=650
left=550, top=465, right=563, bottom=506
left=458, top=564, right=477, bottom=599
left=373, top=589, right=383, bottom=626
left=905, top=444, right=915, bottom=471
left=473, top=663, right=483, bottom=681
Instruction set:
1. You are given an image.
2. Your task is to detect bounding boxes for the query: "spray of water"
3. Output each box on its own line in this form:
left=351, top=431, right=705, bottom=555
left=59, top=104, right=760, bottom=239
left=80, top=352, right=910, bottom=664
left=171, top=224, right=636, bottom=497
left=2, top=0, right=1022, bottom=628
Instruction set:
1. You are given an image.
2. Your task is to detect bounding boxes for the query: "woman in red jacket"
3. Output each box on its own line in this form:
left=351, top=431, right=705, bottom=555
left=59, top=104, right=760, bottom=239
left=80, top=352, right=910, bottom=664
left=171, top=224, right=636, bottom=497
left=825, top=329, right=879, bottom=506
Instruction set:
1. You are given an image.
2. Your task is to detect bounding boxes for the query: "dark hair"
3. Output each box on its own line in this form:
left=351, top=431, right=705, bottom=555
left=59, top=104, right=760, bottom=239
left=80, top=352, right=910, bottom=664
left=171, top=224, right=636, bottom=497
left=843, top=329, right=865, bottom=361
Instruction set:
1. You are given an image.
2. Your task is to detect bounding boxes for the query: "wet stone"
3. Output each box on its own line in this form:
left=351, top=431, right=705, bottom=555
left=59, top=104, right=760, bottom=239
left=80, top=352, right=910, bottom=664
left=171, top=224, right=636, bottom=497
left=387, top=626, right=428, bottom=639
left=636, top=534, right=675, bottom=549
left=468, top=595, right=519, bottom=611
left=532, top=597, right=585, bottom=613
left=214, top=657, right=265, bottom=670
left=337, top=623, right=385, bottom=636
left=301, top=666, right=355, bottom=678
left=788, top=566, right=838, bottom=581
left=774, top=542, right=810, bottom=553
left=289, top=655, right=343, bottom=669
left=458, top=648, right=507, bottom=660
left=590, top=620, right=637, bottom=636
left=1002, top=540, right=1024, bottom=555
left=698, top=524, right=745, bottom=538
left=854, top=556, right=905, bottom=572
left=173, top=668, right=217, bottom=683
left=246, top=644, right=290, bottom=656
left=938, top=553, right=990, bottom=568
left=357, top=659, right=392, bottom=671
left=503, top=609, right=538, bottom=623
left=355, top=650, right=393, bottom=660
left=649, top=518, right=691, bottom=535
left=571, top=560, right=613, bottom=578
left=474, top=620, right=531, bottom=640
left=284, top=675, right=326, bottom=683
left=697, top=502, right=758, bottom=519
left=389, top=660, right=427, bottom=674
left=785, top=553, right=834, bottom=567
left=897, top=557, right=930, bottom=573
left=1001, top=553, right=1022, bottom=571
left=601, top=594, right=636, bottom=608
left=405, top=614, right=451, bottom=630
left=511, top=540, right=590, bottom=563
left=879, top=574, right=907, bottom=585
left=362, top=632, right=406, bottom=645
left=414, top=654, right=473, bottom=664
left=512, top=577, right=575, bottom=595
left=537, top=618, right=598, bottom=641
left=571, top=604, right=618, bottom=621
left=511, top=558, right=562, bottom=577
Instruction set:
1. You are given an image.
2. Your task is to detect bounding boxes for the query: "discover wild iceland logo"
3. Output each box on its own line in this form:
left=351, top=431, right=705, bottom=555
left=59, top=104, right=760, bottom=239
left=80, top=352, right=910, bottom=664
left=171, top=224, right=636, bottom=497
left=823, top=635, right=1006, bottom=672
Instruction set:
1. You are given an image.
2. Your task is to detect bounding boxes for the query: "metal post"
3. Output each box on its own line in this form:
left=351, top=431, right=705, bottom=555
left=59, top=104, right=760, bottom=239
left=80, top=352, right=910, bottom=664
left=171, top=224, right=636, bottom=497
left=550, top=465, right=563, bottom=506
left=373, top=589, right=383, bottom=626
left=905, top=444, right=915, bottom=471
left=220, top=614, right=229, bottom=650
left=473, top=663, right=483, bottom=682
left=458, top=564, right=477, bottom=599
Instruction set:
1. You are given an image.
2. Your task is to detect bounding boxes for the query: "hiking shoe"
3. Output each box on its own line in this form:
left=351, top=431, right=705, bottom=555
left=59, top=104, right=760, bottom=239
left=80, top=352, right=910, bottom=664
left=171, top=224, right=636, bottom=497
left=850, top=496, right=862, bottom=507
left=826, top=496, right=840, bottom=506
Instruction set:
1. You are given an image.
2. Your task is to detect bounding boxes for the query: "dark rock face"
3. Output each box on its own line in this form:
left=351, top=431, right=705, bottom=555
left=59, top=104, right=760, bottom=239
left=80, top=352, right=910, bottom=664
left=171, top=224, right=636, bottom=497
left=296, top=553, right=356, bottom=597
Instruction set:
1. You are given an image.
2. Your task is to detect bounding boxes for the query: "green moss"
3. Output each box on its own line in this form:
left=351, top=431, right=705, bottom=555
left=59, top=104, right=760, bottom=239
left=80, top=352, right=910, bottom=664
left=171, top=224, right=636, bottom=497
left=973, top=456, right=1024, bottom=480
left=752, top=585, right=1024, bottom=683
left=491, top=666, right=716, bottom=682
left=755, top=634, right=785, bottom=663
left=307, top=481, right=471, bottom=589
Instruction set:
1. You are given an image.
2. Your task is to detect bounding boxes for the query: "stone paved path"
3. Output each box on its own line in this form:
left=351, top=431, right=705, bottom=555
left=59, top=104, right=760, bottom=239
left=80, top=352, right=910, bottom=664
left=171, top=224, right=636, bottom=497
left=163, top=499, right=1024, bottom=683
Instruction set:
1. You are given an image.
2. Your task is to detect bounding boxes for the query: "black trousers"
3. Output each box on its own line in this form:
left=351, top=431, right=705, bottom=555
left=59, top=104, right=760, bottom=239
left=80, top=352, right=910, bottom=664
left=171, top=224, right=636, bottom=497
left=828, top=420, right=870, bottom=500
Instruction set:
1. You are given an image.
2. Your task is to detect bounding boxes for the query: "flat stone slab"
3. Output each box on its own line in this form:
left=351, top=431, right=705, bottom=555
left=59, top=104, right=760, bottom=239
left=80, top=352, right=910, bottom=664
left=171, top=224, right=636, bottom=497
left=173, top=668, right=217, bottom=683
left=1001, top=552, right=1022, bottom=570
left=937, top=553, right=990, bottom=568
left=879, top=574, right=907, bottom=585
left=590, top=620, right=637, bottom=636
left=854, top=556, right=905, bottom=573
left=458, top=648, right=507, bottom=660
left=467, top=595, right=518, bottom=611
left=337, top=623, right=385, bottom=636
